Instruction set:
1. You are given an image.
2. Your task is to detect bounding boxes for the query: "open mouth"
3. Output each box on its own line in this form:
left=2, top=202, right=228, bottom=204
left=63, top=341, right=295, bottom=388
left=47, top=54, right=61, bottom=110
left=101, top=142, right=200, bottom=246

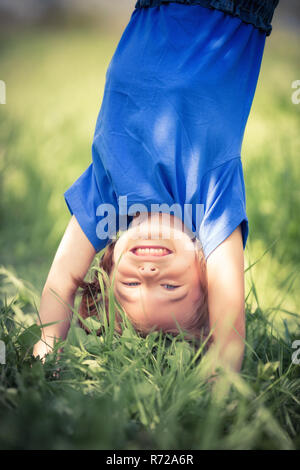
left=130, top=245, right=173, bottom=257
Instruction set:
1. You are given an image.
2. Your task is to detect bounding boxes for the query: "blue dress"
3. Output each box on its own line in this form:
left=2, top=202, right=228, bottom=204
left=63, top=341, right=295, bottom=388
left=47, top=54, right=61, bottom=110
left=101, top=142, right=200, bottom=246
left=64, top=3, right=267, bottom=259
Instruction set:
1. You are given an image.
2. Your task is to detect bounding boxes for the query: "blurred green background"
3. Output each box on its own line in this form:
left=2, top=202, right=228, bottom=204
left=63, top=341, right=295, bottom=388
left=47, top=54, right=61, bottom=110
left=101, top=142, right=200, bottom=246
left=0, top=0, right=299, bottom=320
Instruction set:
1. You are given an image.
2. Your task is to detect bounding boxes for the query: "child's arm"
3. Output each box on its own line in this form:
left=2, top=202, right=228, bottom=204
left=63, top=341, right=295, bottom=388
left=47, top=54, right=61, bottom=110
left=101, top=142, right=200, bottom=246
left=206, top=224, right=245, bottom=374
left=33, top=215, right=96, bottom=359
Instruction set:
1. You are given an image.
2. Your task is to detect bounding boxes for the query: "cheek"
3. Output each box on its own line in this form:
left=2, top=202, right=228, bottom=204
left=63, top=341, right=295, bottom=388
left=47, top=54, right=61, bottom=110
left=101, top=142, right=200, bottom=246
left=175, top=253, right=198, bottom=274
left=185, top=270, right=203, bottom=304
left=189, top=280, right=204, bottom=304
left=113, top=237, right=128, bottom=265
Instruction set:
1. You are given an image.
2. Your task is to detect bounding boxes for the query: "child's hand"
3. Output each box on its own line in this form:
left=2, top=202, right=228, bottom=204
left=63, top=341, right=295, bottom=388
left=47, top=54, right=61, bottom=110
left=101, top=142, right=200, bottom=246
left=33, top=339, right=52, bottom=363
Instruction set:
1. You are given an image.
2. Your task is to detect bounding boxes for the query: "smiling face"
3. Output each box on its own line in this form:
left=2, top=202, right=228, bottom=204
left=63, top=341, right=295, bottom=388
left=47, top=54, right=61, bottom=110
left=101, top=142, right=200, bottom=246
left=110, top=212, right=207, bottom=336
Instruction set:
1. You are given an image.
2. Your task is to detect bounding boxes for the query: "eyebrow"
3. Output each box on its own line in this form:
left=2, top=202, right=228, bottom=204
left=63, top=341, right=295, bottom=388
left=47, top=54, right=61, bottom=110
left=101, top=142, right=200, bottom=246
left=115, top=285, right=188, bottom=304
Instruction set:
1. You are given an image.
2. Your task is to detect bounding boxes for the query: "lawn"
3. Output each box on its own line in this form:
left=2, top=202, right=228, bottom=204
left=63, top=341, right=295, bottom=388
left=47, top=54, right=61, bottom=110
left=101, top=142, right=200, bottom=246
left=0, top=24, right=299, bottom=450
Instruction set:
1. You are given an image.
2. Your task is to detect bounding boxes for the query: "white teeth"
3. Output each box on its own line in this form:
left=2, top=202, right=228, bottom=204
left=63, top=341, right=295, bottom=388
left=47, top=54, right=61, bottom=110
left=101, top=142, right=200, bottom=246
left=134, top=247, right=169, bottom=255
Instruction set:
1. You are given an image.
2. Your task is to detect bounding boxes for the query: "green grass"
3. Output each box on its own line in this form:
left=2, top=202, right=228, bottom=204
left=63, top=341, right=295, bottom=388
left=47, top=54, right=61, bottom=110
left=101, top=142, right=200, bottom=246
left=0, top=263, right=300, bottom=450
left=0, top=25, right=300, bottom=449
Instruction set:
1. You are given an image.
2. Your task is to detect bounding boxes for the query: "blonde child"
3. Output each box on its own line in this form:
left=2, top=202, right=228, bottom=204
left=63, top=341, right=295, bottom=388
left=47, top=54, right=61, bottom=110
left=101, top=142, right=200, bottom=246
left=33, top=1, right=279, bottom=373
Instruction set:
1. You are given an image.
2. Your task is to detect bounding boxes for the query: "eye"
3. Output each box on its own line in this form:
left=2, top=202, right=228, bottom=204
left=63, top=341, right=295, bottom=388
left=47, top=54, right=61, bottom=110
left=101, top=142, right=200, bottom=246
left=122, top=282, right=141, bottom=287
left=162, top=284, right=180, bottom=290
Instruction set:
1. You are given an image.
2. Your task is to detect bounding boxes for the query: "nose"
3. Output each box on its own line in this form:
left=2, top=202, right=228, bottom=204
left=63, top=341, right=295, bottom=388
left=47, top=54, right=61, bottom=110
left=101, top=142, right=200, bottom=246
left=138, top=263, right=159, bottom=277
